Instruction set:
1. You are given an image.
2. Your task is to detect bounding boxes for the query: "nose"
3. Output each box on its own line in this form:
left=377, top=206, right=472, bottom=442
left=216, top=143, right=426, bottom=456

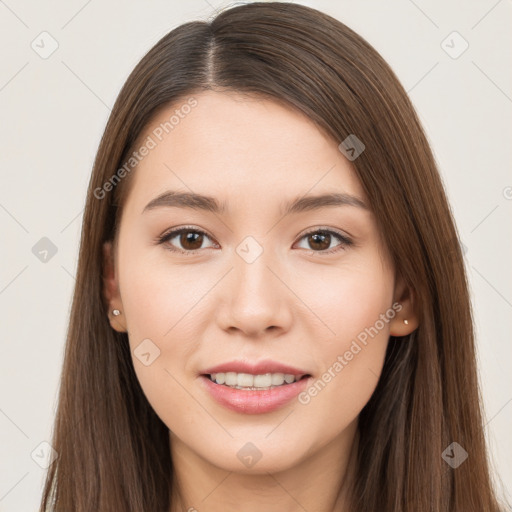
left=215, top=248, right=293, bottom=338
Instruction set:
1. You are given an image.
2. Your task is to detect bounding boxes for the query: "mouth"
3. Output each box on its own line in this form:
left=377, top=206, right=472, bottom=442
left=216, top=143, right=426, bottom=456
left=199, top=371, right=313, bottom=414
left=198, top=360, right=313, bottom=413
left=202, top=372, right=311, bottom=391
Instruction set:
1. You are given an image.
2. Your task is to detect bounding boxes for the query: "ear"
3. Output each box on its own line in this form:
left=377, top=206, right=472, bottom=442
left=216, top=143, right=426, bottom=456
left=102, top=241, right=127, bottom=333
left=389, top=273, right=419, bottom=336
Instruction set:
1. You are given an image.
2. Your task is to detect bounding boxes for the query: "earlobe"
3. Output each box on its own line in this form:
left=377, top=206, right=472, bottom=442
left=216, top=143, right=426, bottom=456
left=389, top=275, right=419, bottom=336
left=102, top=241, right=127, bottom=333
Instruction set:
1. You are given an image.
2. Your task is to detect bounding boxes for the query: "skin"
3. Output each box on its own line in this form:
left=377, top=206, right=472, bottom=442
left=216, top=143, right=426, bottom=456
left=103, top=90, right=418, bottom=512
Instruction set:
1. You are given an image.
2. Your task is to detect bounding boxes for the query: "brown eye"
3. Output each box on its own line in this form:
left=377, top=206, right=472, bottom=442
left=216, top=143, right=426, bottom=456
left=158, top=227, right=217, bottom=254
left=295, top=228, right=352, bottom=253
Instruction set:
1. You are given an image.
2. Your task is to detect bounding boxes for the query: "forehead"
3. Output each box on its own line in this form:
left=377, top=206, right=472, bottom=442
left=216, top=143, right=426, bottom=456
left=122, top=90, right=366, bottom=214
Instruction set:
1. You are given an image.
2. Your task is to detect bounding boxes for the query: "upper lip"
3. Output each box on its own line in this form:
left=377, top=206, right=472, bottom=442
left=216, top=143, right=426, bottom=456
left=201, top=360, right=311, bottom=378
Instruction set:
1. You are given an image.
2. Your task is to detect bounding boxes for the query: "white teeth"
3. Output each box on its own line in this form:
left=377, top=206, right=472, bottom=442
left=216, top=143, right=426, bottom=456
left=237, top=373, right=254, bottom=387
left=253, top=373, right=272, bottom=387
left=209, top=372, right=304, bottom=388
left=225, top=372, right=237, bottom=386
left=271, top=373, right=285, bottom=385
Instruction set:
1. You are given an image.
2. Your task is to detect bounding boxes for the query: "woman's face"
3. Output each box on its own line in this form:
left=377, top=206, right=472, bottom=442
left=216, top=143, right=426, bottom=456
left=104, top=90, right=413, bottom=473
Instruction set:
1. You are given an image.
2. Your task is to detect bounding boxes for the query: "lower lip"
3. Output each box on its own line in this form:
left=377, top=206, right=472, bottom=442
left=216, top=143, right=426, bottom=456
left=199, top=375, right=311, bottom=414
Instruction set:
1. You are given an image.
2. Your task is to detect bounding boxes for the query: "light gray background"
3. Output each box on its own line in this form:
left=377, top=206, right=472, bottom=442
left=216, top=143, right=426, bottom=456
left=0, top=0, right=511, bottom=510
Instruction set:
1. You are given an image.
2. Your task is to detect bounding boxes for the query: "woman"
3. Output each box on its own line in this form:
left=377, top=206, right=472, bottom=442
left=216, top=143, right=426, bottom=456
left=40, top=2, right=505, bottom=511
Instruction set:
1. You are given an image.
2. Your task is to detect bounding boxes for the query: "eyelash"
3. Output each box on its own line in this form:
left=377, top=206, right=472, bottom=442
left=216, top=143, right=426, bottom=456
left=155, top=225, right=353, bottom=256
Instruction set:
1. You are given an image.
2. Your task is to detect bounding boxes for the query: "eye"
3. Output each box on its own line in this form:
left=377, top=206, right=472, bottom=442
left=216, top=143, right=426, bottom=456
left=156, top=226, right=218, bottom=255
left=294, top=228, right=353, bottom=254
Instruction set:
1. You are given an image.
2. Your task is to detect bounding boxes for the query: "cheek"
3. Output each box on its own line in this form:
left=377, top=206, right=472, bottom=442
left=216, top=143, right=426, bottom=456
left=120, top=266, right=208, bottom=369
left=119, top=240, right=215, bottom=342
left=116, top=245, right=213, bottom=416
left=119, top=274, right=203, bottom=431
left=293, top=259, right=394, bottom=418
left=293, top=255, right=394, bottom=343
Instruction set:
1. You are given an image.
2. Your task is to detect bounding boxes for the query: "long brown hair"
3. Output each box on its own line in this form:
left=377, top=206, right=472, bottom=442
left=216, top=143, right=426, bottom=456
left=40, top=2, right=504, bottom=510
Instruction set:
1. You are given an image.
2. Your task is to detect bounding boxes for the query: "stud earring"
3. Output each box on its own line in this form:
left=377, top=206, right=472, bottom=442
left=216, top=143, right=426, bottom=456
left=403, top=319, right=409, bottom=325
left=112, top=309, right=121, bottom=316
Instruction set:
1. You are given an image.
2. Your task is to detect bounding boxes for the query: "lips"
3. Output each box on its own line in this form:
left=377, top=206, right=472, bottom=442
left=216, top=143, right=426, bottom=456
left=199, top=374, right=311, bottom=414
left=198, top=359, right=312, bottom=414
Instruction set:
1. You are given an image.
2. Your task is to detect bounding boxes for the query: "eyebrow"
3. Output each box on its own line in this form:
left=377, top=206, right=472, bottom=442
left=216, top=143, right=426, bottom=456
left=142, top=190, right=368, bottom=216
